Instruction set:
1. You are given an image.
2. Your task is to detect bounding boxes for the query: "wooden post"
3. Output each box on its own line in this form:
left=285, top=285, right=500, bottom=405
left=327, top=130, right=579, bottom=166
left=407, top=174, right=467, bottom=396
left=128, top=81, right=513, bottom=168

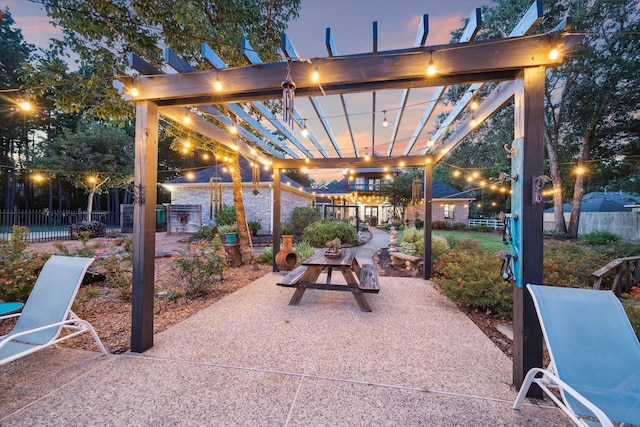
left=131, top=101, right=158, bottom=353
left=272, top=168, right=281, bottom=272
left=512, top=67, right=545, bottom=396
left=423, top=162, right=433, bottom=279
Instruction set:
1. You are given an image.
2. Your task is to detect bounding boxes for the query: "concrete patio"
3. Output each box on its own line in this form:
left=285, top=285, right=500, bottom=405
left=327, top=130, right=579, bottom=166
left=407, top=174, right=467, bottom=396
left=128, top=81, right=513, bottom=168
left=1, top=267, right=570, bottom=426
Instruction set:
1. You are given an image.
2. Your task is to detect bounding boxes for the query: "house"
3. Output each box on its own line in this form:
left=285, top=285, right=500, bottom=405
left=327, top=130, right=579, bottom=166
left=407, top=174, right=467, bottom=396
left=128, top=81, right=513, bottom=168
left=543, top=191, right=640, bottom=240
left=162, top=158, right=314, bottom=235
left=313, top=168, right=474, bottom=226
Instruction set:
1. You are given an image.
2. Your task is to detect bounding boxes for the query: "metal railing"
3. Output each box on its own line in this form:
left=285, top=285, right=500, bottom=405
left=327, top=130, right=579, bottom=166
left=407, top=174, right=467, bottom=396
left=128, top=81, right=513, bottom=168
left=0, top=208, right=120, bottom=242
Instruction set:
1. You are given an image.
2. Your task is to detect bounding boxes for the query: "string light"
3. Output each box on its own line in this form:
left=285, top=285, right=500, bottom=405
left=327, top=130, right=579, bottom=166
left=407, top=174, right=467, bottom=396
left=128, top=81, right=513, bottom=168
left=301, top=120, right=309, bottom=137
left=214, top=76, right=222, bottom=91
left=129, top=87, right=139, bottom=97
left=427, top=51, right=436, bottom=76
left=549, top=48, right=559, bottom=60
left=470, top=116, right=478, bottom=127
left=382, top=111, right=388, bottom=127
left=311, top=67, right=319, bottom=82
left=19, top=101, right=32, bottom=111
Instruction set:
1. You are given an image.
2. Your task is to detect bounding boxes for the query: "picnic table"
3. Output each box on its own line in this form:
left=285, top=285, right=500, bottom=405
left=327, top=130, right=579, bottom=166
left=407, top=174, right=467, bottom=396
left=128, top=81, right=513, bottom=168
left=276, top=247, right=379, bottom=312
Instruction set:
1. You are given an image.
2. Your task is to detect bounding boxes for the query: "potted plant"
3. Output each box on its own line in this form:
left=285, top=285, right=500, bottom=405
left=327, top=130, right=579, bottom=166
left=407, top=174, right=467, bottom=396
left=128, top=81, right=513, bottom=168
left=218, top=224, right=239, bottom=244
left=248, top=220, right=262, bottom=237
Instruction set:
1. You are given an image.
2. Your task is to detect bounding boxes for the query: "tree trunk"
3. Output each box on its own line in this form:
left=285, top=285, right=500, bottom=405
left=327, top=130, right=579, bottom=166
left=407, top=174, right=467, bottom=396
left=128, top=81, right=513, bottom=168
left=86, top=188, right=95, bottom=221
left=229, top=156, right=254, bottom=265
left=546, top=147, right=567, bottom=234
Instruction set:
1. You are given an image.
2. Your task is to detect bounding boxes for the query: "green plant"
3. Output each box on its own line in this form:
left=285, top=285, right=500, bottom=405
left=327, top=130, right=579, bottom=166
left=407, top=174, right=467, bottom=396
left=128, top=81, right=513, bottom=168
left=294, top=240, right=316, bottom=262
left=255, top=247, right=273, bottom=265
left=301, top=220, right=358, bottom=247
left=192, top=224, right=216, bottom=240
left=0, top=226, right=49, bottom=302
left=432, top=240, right=512, bottom=318
left=291, top=206, right=321, bottom=235
left=281, top=222, right=294, bottom=236
left=579, top=231, right=622, bottom=246
left=218, top=224, right=238, bottom=235
left=215, top=204, right=237, bottom=226
left=469, top=225, right=493, bottom=232
left=78, top=286, right=101, bottom=301
left=167, top=288, right=186, bottom=303
left=173, top=237, right=227, bottom=297
left=248, top=220, right=262, bottom=230
left=431, top=235, right=450, bottom=263
left=453, top=222, right=467, bottom=230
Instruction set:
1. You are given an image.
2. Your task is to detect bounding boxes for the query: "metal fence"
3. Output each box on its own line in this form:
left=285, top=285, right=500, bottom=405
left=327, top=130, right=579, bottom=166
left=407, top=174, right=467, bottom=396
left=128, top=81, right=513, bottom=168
left=0, top=208, right=120, bottom=242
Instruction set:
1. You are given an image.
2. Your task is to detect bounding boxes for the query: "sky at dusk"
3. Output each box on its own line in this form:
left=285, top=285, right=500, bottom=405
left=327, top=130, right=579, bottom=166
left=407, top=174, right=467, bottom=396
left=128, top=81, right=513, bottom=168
left=3, top=0, right=492, bottom=182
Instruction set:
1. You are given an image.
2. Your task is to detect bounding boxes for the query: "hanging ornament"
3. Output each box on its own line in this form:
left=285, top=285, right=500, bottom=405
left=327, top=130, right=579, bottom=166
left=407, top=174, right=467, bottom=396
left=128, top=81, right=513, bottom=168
left=412, top=178, right=421, bottom=205
left=282, top=61, right=296, bottom=128
left=252, top=161, right=260, bottom=195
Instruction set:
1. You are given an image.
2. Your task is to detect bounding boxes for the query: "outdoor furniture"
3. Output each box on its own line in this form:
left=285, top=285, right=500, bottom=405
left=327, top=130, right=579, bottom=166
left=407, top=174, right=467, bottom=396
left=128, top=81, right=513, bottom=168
left=513, top=284, right=640, bottom=426
left=0, top=256, right=107, bottom=366
left=276, top=247, right=379, bottom=312
left=0, top=302, right=24, bottom=325
left=389, top=251, right=421, bottom=269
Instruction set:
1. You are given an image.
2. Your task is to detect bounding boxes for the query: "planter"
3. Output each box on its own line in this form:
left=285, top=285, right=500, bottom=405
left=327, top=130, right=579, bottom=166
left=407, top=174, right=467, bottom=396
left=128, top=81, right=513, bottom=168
left=225, top=232, right=239, bottom=245
left=251, top=228, right=259, bottom=237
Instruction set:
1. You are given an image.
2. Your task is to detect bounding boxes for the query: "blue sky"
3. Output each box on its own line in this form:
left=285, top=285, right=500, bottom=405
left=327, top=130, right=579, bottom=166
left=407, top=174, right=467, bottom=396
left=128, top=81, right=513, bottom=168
left=4, top=0, right=491, bottom=181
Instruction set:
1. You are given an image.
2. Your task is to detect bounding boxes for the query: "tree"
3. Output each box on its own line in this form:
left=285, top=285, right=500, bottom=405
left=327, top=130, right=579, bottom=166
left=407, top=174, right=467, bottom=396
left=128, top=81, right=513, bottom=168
left=383, top=169, right=423, bottom=223
left=447, top=0, right=640, bottom=237
left=34, top=0, right=302, bottom=262
left=39, top=121, right=135, bottom=220
left=0, top=10, right=34, bottom=209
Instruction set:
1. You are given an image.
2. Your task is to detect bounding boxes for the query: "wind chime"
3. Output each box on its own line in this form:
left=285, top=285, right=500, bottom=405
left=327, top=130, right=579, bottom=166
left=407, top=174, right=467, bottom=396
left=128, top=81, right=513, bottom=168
left=412, top=178, right=422, bottom=205
left=211, top=160, right=222, bottom=217
left=252, top=161, right=260, bottom=195
left=282, top=61, right=296, bottom=128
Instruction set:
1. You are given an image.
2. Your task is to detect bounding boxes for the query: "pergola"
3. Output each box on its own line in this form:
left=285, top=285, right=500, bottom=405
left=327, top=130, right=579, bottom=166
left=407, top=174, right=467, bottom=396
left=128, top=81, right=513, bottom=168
left=117, top=1, right=582, bottom=393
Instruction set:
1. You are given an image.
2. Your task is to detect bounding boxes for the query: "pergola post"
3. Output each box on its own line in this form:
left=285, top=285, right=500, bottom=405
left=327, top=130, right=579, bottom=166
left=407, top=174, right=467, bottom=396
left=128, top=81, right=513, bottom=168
left=512, top=67, right=545, bottom=395
left=423, top=163, right=433, bottom=279
left=272, top=168, right=281, bottom=272
left=131, top=100, right=158, bottom=353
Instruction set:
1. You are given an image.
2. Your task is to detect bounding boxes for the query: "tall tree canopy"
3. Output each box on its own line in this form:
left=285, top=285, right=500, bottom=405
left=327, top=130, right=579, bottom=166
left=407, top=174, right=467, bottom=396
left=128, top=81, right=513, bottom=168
left=28, top=0, right=302, bottom=263
left=445, top=0, right=639, bottom=237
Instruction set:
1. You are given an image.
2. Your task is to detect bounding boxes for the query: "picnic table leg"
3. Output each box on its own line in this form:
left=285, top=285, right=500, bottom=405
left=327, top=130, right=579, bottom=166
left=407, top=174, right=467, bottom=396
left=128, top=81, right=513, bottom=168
left=289, top=287, right=306, bottom=306
left=352, top=290, right=372, bottom=312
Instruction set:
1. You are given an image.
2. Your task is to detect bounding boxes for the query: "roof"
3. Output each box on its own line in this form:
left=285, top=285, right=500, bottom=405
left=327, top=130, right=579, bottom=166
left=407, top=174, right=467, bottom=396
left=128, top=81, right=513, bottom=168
left=544, top=192, right=640, bottom=213
left=315, top=177, right=473, bottom=200
left=165, top=157, right=312, bottom=194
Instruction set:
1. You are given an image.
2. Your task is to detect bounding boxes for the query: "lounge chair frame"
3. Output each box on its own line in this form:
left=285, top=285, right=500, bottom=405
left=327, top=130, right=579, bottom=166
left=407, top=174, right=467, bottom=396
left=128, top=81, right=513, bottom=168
left=0, top=256, right=107, bottom=365
left=513, top=284, right=640, bottom=427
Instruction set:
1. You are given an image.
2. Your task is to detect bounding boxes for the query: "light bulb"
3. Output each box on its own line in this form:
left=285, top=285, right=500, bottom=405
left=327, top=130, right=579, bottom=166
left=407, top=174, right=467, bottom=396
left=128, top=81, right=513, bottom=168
left=470, top=100, right=478, bottom=110
left=549, top=48, right=559, bottom=60
left=301, top=123, right=309, bottom=137
left=427, top=60, right=436, bottom=76
left=312, top=67, right=319, bottom=82
left=382, top=111, right=388, bottom=127
left=214, top=77, right=222, bottom=91
left=470, top=116, right=477, bottom=127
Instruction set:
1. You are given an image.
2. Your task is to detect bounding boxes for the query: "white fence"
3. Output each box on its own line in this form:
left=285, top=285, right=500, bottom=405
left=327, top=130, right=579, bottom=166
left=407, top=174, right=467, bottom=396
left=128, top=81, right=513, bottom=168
left=467, top=218, right=503, bottom=229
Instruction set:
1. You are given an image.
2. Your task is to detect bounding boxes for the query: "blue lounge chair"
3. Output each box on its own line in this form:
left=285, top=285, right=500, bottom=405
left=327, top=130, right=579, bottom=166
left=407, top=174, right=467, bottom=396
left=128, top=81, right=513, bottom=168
left=0, top=256, right=107, bottom=365
left=513, top=284, right=640, bottom=426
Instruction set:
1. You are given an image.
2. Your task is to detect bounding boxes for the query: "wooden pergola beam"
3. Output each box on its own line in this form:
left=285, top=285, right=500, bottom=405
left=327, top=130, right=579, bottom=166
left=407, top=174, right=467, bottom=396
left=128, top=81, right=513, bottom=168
left=118, top=33, right=583, bottom=107
left=272, top=155, right=432, bottom=170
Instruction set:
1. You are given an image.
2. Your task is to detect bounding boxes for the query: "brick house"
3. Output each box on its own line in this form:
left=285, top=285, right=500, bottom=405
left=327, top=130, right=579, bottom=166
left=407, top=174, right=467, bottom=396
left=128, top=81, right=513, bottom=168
left=161, top=158, right=313, bottom=235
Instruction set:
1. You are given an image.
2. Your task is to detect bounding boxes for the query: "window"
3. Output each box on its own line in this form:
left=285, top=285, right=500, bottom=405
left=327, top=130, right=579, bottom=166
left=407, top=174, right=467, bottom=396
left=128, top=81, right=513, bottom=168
left=444, top=204, right=455, bottom=219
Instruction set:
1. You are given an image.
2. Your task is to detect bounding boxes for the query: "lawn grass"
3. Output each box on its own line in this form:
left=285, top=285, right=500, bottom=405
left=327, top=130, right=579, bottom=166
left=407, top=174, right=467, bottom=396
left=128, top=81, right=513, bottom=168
left=433, top=229, right=505, bottom=252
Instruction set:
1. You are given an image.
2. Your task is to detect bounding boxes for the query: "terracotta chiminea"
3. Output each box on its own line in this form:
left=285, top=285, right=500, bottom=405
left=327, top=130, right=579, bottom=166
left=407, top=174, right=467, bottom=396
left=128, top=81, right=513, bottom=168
left=275, top=234, right=298, bottom=270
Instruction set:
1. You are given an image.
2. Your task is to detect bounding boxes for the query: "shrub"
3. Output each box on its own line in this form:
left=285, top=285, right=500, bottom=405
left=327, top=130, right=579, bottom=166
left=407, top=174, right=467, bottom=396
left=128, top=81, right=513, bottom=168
left=215, top=204, right=237, bottom=226
left=431, top=236, right=450, bottom=263
left=167, top=288, right=185, bottom=303
left=453, top=222, right=467, bottom=230
left=432, top=240, right=512, bottom=318
left=0, top=226, right=49, bottom=302
left=579, top=231, right=622, bottom=245
left=302, top=220, right=358, bottom=247
left=255, top=247, right=273, bottom=265
left=173, top=237, right=227, bottom=297
left=414, top=219, right=424, bottom=229
left=622, top=289, right=640, bottom=338
left=469, top=225, right=494, bottom=232
left=400, top=226, right=424, bottom=258
left=294, top=240, right=316, bottom=262
left=281, top=222, right=294, bottom=236
left=432, top=221, right=447, bottom=230
left=291, top=206, right=321, bottom=236
left=444, top=234, right=459, bottom=248
left=192, top=224, right=215, bottom=240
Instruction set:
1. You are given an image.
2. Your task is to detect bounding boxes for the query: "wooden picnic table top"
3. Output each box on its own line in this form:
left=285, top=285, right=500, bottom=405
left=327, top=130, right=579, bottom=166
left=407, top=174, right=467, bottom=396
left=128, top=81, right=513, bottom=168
left=301, top=247, right=357, bottom=268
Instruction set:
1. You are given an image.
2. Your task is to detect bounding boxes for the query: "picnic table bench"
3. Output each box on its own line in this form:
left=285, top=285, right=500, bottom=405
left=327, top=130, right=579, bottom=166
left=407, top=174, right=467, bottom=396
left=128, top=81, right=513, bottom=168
left=276, top=248, right=379, bottom=311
